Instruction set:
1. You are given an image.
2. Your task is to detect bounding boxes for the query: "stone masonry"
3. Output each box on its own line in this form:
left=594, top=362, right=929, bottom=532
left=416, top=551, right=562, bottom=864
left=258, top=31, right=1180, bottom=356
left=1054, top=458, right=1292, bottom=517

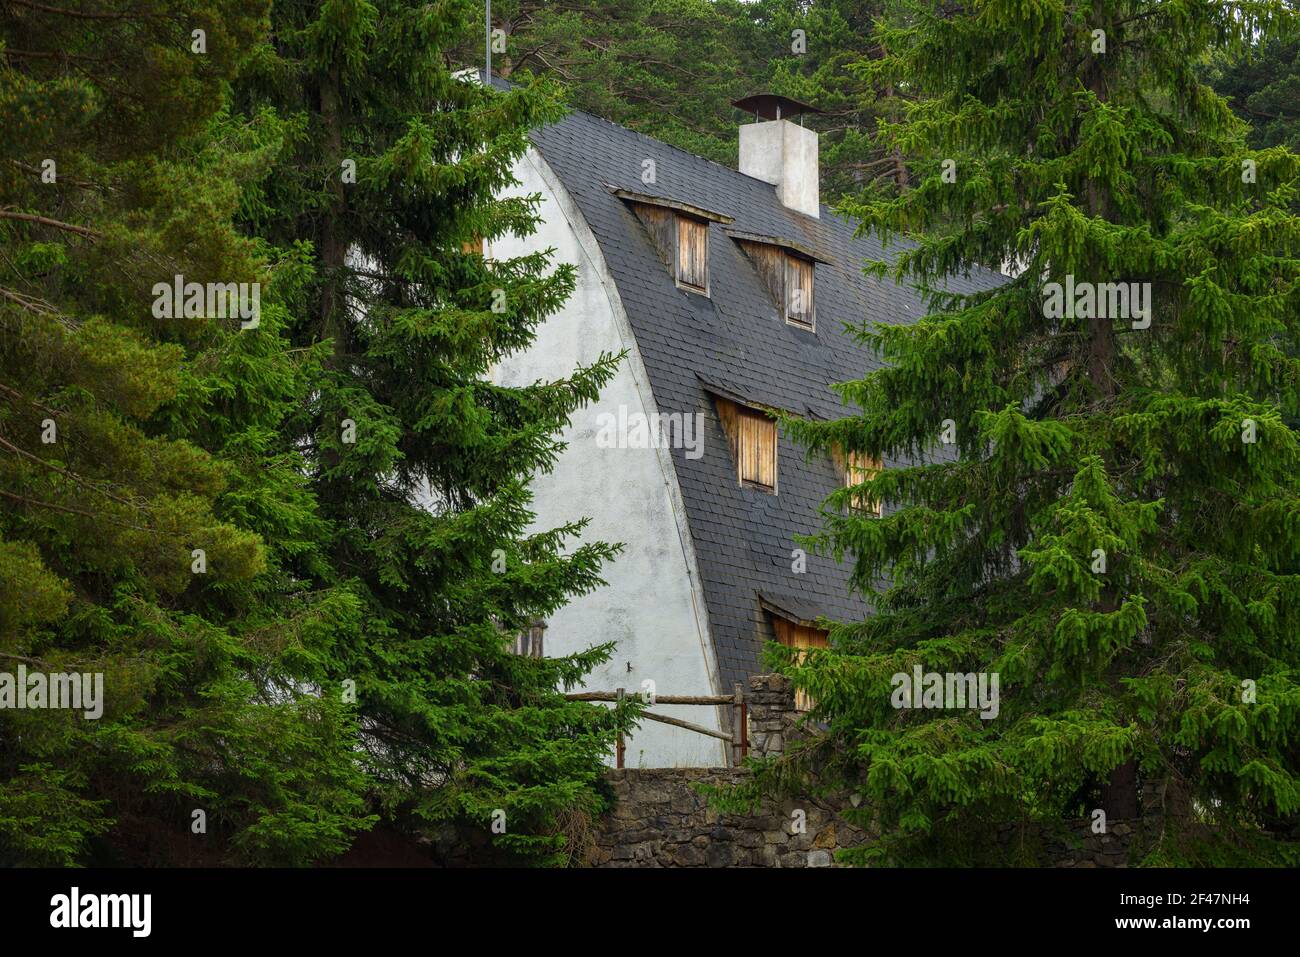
left=745, top=673, right=805, bottom=759
left=586, top=674, right=1140, bottom=867
left=587, top=766, right=869, bottom=867
left=423, top=673, right=1142, bottom=867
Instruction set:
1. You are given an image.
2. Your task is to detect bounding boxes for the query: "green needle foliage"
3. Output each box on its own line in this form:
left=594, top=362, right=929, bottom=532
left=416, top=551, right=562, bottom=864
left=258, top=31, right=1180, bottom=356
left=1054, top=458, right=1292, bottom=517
left=753, top=0, right=907, bottom=200
left=230, top=0, right=636, bottom=865
left=1211, top=10, right=1300, bottom=153
left=459, top=0, right=766, bottom=167
left=2, top=0, right=633, bottom=868
left=768, top=0, right=1300, bottom=866
left=0, top=0, right=373, bottom=865
left=471, top=1, right=910, bottom=204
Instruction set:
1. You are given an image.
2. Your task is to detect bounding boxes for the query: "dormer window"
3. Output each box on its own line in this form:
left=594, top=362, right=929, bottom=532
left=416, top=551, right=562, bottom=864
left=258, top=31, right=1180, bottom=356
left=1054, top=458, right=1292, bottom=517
left=608, top=186, right=732, bottom=299
left=844, top=450, right=883, bottom=517
left=729, top=230, right=824, bottom=332
left=714, top=395, right=777, bottom=492
left=784, top=253, right=814, bottom=327
left=677, top=215, right=709, bottom=292
left=761, top=602, right=829, bottom=712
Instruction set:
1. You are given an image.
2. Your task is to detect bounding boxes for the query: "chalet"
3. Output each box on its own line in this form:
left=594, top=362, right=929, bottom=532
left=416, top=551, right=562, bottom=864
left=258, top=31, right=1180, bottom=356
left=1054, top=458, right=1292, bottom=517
left=488, top=84, right=998, bottom=766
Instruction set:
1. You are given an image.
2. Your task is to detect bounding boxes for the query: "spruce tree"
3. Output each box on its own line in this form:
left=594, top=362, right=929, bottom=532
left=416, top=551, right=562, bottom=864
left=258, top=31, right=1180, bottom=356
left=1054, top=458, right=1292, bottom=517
left=772, top=0, right=1300, bottom=865
left=460, top=0, right=766, bottom=166
left=1211, top=8, right=1300, bottom=153
left=232, top=0, right=634, bottom=864
left=0, top=0, right=372, bottom=865
left=473, top=0, right=905, bottom=202
left=753, top=0, right=906, bottom=201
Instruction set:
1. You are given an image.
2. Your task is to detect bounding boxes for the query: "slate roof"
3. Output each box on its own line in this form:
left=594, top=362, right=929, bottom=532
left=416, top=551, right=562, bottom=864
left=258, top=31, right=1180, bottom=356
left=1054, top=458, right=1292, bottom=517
left=529, top=106, right=1001, bottom=693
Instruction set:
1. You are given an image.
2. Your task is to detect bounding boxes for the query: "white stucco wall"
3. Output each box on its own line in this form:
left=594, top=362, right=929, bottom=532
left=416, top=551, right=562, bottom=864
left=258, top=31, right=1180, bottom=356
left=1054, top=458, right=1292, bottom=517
left=490, top=146, right=726, bottom=767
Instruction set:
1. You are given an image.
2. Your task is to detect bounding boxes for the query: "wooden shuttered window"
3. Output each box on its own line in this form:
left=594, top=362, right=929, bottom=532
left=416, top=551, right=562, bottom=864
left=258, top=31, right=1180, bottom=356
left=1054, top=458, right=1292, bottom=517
left=784, top=253, right=814, bottom=327
left=676, top=214, right=709, bottom=292
left=514, top=619, right=546, bottom=658
left=738, top=408, right=777, bottom=489
left=736, top=240, right=815, bottom=331
left=462, top=236, right=484, bottom=255
left=772, top=617, right=829, bottom=712
left=717, top=397, right=777, bottom=491
left=624, top=194, right=719, bottom=296
left=845, top=450, right=883, bottom=517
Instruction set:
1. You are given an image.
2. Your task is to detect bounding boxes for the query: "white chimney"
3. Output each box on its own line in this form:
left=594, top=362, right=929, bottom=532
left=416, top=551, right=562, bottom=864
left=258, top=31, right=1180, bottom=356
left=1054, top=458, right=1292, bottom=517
left=735, top=95, right=821, bottom=219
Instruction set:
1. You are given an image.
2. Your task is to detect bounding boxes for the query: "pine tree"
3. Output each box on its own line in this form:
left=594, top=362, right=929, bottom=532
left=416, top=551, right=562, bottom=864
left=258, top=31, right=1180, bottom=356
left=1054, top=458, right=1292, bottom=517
left=753, top=0, right=907, bottom=201
left=231, top=0, right=635, bottom=864
left=463, top=0, right=766, bottom=166
left=472, top=0, right=906, bottom=203
left=769, top=0, right=1300, bottom=865
left=1211, top=5, right=1300, bottom=152
left=0, top=0, right=373, bottom=865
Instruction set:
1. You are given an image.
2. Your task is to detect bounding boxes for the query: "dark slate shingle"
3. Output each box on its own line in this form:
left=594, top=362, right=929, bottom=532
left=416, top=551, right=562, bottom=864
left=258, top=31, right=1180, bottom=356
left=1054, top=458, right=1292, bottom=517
left=531, top=108, right=1000, bottom=693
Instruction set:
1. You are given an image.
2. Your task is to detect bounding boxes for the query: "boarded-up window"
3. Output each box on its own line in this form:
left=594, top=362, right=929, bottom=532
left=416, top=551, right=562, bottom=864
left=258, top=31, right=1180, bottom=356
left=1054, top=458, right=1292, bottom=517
left=772, top=617, right=829, bottom=711
left=845, top=450, right=883, bottom=516
left=630, top=202, right=676, bottom=270
left=737, top=408, right=776, bottom=489
left=717, top=397, right=776, bottom=490
left=514, top=619, right=546, bottom=658
left=622, top=192, right=725, bottom=296
left=677, top=215, right=709, bottom=292
left=736, top=239, right=815, bottom=331
left=784, top=254, right=814, bottom=326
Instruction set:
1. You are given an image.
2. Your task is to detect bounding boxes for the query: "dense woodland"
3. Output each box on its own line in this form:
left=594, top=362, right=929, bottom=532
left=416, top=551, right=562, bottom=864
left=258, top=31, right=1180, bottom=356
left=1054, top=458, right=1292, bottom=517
left=2, top=0, right=1298, bottom=867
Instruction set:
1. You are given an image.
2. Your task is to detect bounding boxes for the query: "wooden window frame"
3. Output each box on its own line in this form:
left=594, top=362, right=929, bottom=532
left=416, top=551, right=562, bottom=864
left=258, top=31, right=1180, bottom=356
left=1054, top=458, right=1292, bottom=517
left=514, top=619, right=546, bottom=658
left=783, top=253, right=815, bottom=329
left=675, top=214, right=710, bottom=296
left=731, top=234, right=818, bottom=333
left=844, top=450, right=883, bottom=517
left=737, top=406, right=776, bottom=491
left=770, top=615, right=829, bottom=712
left=716, top=397, right=778, bottom=493
left=615, top=189, right=731, bottom=298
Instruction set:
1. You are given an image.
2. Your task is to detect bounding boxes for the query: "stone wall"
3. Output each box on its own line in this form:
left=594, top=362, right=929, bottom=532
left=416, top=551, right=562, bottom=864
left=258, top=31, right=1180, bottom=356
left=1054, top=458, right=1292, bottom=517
left=588, top=767, right=869, bottom=867
left=586, top=674, right=1140, bottom=867
left=588, top=766, right=1141, bottom=868
left=587, top=768, right=1140, bottom=867
left=1014, top=818, right=1138, bottom=868
left=421, top=673, right=1141, bottom=867
left=585, top=674, right=871, bottom=867
left=745, top=673, right=805, bottom=759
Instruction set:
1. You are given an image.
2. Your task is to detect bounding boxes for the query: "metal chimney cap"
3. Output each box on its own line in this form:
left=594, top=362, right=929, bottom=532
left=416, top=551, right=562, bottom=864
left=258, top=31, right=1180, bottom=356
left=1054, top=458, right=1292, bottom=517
left=731, top=93, right=823, bottom=121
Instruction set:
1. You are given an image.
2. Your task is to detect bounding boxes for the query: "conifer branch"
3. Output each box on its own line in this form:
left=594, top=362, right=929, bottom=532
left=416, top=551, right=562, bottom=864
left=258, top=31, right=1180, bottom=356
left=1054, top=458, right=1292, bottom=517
left=0, top=209, right=101, bottom=239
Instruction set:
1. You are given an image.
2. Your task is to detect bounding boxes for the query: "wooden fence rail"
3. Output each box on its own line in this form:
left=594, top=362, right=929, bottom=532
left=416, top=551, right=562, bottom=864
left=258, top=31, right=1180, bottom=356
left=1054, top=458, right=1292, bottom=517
left=566, top=683, right=749, bottom=767
left=564, top=692, right=733, bottom=705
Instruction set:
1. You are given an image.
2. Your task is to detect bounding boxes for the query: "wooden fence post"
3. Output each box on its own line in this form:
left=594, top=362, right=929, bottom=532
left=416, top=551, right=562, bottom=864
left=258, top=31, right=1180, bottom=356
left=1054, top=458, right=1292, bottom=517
left=740, top=686, right=749, bottom=761
left=615, top=687, right=625, bottom=769
left=732, top=682, right=744, bottom=766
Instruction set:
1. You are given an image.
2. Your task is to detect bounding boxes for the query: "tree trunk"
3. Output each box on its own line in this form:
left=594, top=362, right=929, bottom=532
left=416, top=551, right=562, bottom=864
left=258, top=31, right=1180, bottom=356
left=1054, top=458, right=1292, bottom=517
left=1082, top=9, right=1140, bottom=826
left=1102, top=760, right=1139, bottom=819
left=319, top=62, right=347, bottom=349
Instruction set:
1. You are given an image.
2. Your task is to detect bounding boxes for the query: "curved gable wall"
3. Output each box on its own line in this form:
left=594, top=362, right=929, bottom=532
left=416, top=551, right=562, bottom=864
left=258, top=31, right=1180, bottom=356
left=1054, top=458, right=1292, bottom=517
left=492, top=145, right=727, bottom=768
left=527, top=110, right=1000, bottom=693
